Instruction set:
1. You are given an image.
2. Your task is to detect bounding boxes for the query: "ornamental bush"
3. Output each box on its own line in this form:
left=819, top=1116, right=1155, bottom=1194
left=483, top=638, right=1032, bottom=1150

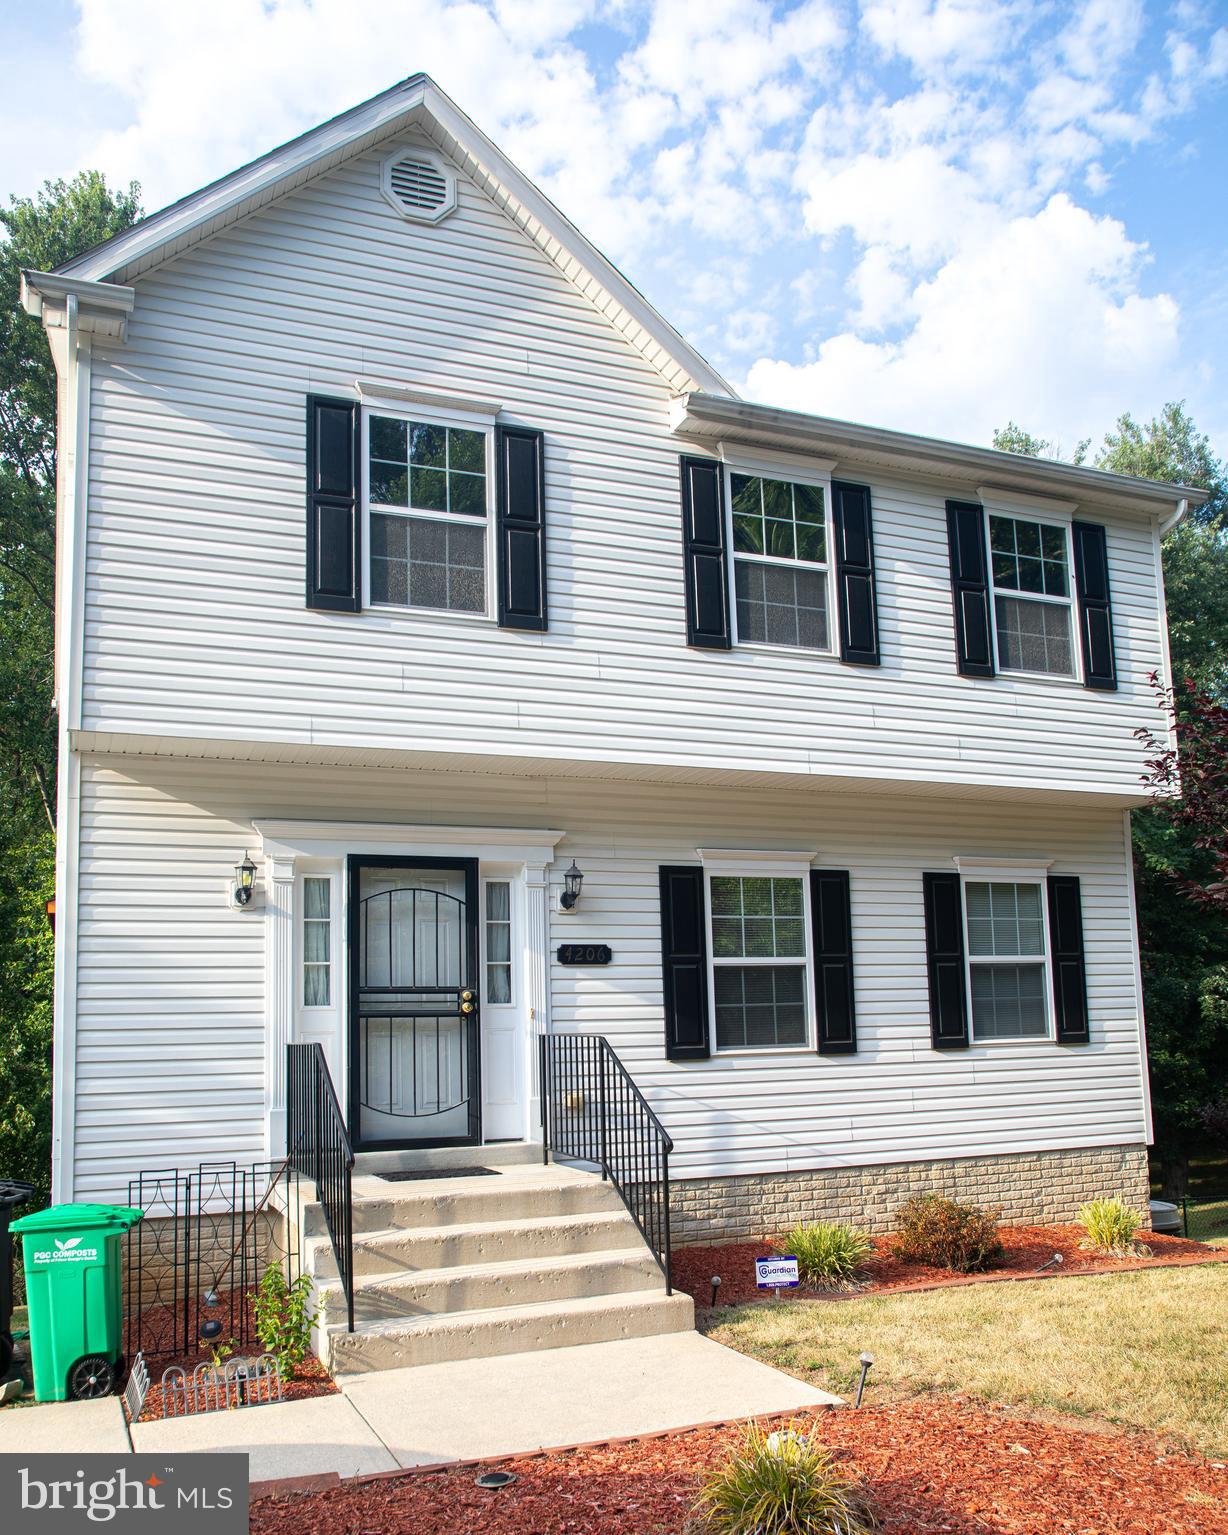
left=1078, top=1197, right=1146, bottom=1255
left=780, top=1221, right=872, bottom=1289
left=894, top=1194, right=1004, bottom=1273
left=695, top=1419, right=878, bottom=1535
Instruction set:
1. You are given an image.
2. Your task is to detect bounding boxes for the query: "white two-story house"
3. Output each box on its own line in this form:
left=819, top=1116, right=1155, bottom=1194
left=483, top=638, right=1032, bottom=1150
left=25, top=76, right=1203, bottom=1251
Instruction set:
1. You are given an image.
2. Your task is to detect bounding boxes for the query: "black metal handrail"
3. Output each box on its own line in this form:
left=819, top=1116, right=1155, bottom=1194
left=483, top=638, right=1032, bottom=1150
left=287, top=1043, right=354, bottom=1332
left=540, top=1032, right=673, bottom=1293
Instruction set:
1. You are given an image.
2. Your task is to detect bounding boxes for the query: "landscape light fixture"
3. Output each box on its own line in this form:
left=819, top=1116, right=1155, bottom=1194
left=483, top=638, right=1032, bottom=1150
left=559, top=860, right=584, bottom=910
left=855, top=1351, right=874, bottom=1408
left=710, top=1273, right=722, bottom=1308
left=232, top=852, right=257, bottom=908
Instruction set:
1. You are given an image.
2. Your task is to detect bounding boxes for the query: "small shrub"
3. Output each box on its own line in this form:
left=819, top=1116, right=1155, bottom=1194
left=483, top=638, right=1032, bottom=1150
left=780, top=1222, right=872, bottom=1289
left=695, top=1419, right=878, bottom=1535
left=894, top=1195, right=1004, bottom=1273
left=253, top=1265, right=319, bottom=1379
left=1078, top=1197, right=1147, bottom=1255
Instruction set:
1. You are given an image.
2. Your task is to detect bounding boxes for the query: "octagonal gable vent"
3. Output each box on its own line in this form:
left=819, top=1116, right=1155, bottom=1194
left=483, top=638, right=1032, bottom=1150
left=381, top=149, right=457, bottom=225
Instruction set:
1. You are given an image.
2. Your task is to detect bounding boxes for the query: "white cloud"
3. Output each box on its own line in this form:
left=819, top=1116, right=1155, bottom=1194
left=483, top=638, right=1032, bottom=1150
left=745, top=196, right=1181, bottom=444
left=860, top=0, right=1021, bottom=78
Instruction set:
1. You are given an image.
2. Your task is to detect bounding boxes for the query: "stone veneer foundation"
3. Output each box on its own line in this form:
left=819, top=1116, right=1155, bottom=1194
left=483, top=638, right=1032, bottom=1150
left=670, top=1142, right=1151, bottom=1246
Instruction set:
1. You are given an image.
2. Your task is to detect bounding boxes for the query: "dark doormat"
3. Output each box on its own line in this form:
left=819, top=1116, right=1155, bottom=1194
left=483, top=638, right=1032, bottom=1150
left=376, top=1167, right=499, bottom=1182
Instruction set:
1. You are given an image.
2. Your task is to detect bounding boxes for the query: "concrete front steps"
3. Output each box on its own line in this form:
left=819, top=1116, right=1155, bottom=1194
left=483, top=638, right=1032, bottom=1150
left=304, top=1146, right=693, bottom=1376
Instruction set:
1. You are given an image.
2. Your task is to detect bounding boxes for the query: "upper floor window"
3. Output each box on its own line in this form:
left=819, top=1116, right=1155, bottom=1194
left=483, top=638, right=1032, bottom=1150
left=728, top=472, right=831, bottom=652
left=709, top=874, right=811, bottom=1050
left=988, top=514, right=1074, bottom=677
left=366, top=410, right=491, bottom=615
left=964, top=880, right=1050, bottom=1040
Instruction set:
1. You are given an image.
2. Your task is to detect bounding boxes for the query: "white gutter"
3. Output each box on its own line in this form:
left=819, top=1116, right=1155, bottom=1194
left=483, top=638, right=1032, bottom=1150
left=1159, top=497, right=1188, bottom=536
left=672, top=393, right=1211, bottom=516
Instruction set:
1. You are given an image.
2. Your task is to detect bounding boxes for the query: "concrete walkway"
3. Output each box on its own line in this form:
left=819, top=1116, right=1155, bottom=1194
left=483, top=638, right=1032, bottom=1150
left=0, top=1334, right=839, bottom=1484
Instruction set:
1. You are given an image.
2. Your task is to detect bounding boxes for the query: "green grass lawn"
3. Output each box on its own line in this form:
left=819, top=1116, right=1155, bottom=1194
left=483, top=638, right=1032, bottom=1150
left=709, top=1264, right=1228, bottom=1457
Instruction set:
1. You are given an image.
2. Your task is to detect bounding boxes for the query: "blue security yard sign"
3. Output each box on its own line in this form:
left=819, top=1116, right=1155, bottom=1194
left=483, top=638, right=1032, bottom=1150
left=755, top=1255, right=800, bottom=1295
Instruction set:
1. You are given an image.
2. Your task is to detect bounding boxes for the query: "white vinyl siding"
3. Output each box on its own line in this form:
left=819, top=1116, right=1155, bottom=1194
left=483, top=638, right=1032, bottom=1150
left=69, top=756, right=1146, bottom=1199
left=76, top=134, right=1169, bottom=801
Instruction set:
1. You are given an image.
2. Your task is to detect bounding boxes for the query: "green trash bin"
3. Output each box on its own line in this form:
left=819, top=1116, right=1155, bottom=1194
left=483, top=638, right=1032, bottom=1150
left=10, top=1203, right=143, bottom=1402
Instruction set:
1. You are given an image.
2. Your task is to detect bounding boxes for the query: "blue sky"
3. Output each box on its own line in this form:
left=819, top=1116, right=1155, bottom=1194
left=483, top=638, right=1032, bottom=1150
left=3, top=0, right=1227, bottom=456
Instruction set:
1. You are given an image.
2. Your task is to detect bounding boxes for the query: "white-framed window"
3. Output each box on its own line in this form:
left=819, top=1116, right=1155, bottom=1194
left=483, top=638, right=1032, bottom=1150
left=484, top=879, right=513, bottom=1006
left=364, top=406, right=494, bottom=616
left=726, top=466, right=834, bottom=653
left=963, top=879, right=1052, bottom=1041
left=302, top=875, right=333, bottom=1008
left=707, top=872, right=813, bottom=1051
left=986, top=511, right=1075, bottom=677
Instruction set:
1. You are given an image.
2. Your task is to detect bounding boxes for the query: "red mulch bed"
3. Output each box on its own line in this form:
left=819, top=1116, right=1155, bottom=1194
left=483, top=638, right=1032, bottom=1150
left=249, top=1398, right=1228, bottom=1533
left=672, top=1224, right=1228, bottom=1308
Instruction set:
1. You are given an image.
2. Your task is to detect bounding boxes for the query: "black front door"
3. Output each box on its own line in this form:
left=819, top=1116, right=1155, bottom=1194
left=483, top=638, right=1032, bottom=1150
left=348, top=856, right=481, bottom=1149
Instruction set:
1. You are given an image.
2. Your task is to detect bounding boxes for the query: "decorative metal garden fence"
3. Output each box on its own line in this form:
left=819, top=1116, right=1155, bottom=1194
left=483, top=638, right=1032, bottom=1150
left=1180, top=1196, right=1228, bottom=1244
left=124, top=1160, right=302, bottom=1362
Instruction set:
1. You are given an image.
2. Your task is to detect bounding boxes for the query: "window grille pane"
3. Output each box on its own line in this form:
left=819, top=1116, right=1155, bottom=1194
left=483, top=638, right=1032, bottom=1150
left=485, top=880, right=513, bottom=1006
left=971, top=962, right=1047, bottom=1038
left=709, top=876, right=806, bottom=959
left=994, top=595, right=1073, bottom=675
left=965, top=882, right=1044, bottom=957
left=989, top=515, right=1068, bottom=598
left=735, top=560, right=828, bottom=650
left=371, top=514, right=485, bottom=613
left=714, top=965, right=807, bottom=1049
left=368, top=416, right=488, bottom=520
left=303, top=878, right=331, bottom=1008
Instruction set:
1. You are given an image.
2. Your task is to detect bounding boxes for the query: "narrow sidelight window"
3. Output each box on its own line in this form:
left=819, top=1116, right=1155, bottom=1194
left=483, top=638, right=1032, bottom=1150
left=964, top=881, right=1049, bottom=1039
left=729, top=473, right=831, bottom=651
left=367, top=412, right=489, bottom=614
left=303, top=877, right=331, bottom=1007
left=485, top=880, right=512, bottom=1005
left=987, top=514, right=1074, bottom=677
left=710, top=875, right=809, bottom=1049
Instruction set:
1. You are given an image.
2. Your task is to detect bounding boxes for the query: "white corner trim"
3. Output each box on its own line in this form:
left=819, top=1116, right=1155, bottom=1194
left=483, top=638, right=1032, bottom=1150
left=1123, top=806, right=1154, bottom=1143
left=953, top=855, right=1054, bottom=880
left=697, top=847, right=818, bottom=869
left=977, top=485, right=1078, bottom=520
left=355, top=379, right=501, bottom=420
left=254, top=820, right=565, bottom=864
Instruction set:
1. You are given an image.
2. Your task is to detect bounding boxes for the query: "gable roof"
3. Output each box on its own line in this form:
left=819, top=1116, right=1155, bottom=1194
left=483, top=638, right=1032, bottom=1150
left=55, top=74, right=733, bottom=398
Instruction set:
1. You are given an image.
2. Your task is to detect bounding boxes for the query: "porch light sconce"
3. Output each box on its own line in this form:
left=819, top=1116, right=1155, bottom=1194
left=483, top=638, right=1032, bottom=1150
left=559, top=860, right=584, bottom=910
left=232, top=852, right=257, bottom=909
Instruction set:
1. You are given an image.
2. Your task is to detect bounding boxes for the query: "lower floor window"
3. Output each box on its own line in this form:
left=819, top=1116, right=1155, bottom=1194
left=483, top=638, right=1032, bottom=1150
left=965, top=880, right=1049, bottom=1039
left=714, top=965, right=807, bottom=1048
left=710, top=873, right=810, bottom=1050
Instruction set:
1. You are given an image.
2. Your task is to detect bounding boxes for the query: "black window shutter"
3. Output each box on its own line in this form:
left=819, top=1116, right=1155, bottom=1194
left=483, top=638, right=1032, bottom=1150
left=810, top=870, right=857, bottom=1053
left=1072, top=522, right=1116, bottom=691
left=831, top=482, right=880, bottom=666
left=496, top=426, right=548, bottom=632
left=306, top=395, right=360, bottom=612
left=659, top=865, right=711, bottom=1060
left=1047, top=875, right=1090, bottom=1043
left=923, top=872, right=969, bottom=1048
left=680, top=457, right=731, bottom=649
left=945, top=501, right=994, bottom=677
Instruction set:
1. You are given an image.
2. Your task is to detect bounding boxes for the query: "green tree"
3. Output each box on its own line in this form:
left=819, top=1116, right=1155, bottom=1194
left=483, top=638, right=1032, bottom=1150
left=997, top=403, right=1228, bottom=1198
left=0, top=173, right=140, bottom=1202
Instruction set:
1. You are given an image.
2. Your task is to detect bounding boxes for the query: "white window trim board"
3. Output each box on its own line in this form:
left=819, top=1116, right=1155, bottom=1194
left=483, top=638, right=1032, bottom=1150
left=355, top=378, right=501, bottom=421
left=362, top=402, right=497, bottom=621
left=977, top=486, right=1078, bottom=520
